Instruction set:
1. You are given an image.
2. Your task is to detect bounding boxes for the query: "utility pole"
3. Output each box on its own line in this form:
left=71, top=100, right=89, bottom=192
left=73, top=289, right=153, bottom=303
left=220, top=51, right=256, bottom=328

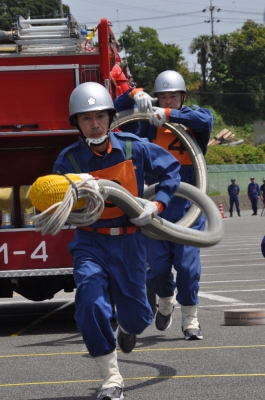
left=59, top=0, right=63, bottom=17
left=210, top=0, right=214, bottom=37
left=203, top=1, right=221, bottom=38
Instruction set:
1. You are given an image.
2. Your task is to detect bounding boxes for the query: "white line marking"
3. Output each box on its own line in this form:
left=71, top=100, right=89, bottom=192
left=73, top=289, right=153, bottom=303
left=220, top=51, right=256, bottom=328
left=202, top=263, right=265, bottom=269
left=0, top=298, right=75, bottom=305
left=200, top=289, right=265, bottom=294
left=202, top=258, right=263, bottom=263
left=201, top=252, right=261, bottom=257
left=13, top=251, right=26, bottom=255
left=195, top=302, right=265, bottom=308
left=200, top=278, right=265, bottom=284
left=198, top=292, right=243, bottom=303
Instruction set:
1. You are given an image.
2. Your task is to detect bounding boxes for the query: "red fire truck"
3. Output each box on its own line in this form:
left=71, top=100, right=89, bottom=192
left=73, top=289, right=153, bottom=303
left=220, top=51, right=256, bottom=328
left=0, top=14, right=127, bottom=301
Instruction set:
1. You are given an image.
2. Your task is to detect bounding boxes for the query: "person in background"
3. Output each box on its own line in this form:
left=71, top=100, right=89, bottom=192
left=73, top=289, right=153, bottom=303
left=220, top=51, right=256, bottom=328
left=53, top=82, right=181, bottom=400
left=114, top=70, right=214, bottom=341
left=259, top=178, right=265, bottom=215
left=248, top=176, right=260, bottom=216
left=228, top=178, right=240, bottom=217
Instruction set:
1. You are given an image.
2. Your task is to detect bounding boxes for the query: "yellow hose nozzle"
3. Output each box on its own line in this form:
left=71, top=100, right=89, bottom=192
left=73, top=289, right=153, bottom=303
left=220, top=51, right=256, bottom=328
left=30, top=174, right=86, bottom=212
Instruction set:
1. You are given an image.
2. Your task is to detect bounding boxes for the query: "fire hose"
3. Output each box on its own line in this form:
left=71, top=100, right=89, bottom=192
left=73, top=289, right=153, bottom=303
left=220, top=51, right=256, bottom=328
left=111, top=109, right=208, bottom=228
left=30, top=174, right=224, bottom=248
left=30, top=109, right=223, bottom=247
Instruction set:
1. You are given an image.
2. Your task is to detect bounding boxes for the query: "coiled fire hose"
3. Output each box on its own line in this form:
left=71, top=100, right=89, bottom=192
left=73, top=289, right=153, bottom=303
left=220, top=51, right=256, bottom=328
left=30, top=174, right=224, bottom=247
left=111, top=109, right=208, bottom=228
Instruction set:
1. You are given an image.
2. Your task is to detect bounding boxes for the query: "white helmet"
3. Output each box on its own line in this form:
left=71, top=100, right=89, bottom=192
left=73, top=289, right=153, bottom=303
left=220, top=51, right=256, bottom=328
left=69, top=82, right=116, bottom=147
left=154, top=70, right=186, bottom=95
left=69, top=82, right=115, bottom=125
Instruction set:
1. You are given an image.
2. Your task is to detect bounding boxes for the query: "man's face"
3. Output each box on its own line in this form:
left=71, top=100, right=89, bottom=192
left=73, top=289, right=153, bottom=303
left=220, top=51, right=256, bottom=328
left=251, top=178, right=255, bottom=183
left=232, top=180, right=236, bottom=186
left=77, top=110, right=109, bottom=151
left=157, top=91, right=185, bottom=110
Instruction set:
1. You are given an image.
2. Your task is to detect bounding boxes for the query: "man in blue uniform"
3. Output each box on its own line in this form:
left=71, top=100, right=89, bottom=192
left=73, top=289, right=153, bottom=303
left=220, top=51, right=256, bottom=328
left=53, top=82, right=180, bottom=400
left=248, top=177, right=260, bottom=216
left=228, top=178, right=240, bottom=217
left=260, top=178, right=265, bottom=204
left=114, top=70, right=214, bottom=340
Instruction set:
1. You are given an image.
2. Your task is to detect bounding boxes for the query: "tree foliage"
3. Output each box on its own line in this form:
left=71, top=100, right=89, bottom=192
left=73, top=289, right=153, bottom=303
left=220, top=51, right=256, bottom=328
left=0, top=0, right=70, bottom=31
left=210, top=21, right=265, bottom=122
left=119, top=26, right=185, bottom=95
left=189, top=35, right=212, bottom=93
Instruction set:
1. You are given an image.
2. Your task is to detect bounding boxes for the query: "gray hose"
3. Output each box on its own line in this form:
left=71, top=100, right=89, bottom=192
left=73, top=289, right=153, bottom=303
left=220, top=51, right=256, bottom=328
left=98, top=179, right=224, bottom=247
left=110, top=108, right=208, bottom=228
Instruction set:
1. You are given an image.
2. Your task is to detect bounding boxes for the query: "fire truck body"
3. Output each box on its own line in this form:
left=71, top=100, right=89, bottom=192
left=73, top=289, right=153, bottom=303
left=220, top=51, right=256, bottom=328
left=0, top=15, right=122, bottom=301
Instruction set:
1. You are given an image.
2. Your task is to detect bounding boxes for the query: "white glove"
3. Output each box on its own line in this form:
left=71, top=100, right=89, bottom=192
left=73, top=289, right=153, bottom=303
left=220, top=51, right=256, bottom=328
left=133, top=91, right=153, bottom=113
left=130, top=199, right=160, bottom=226
left=149, top=107, right=168, bottom=127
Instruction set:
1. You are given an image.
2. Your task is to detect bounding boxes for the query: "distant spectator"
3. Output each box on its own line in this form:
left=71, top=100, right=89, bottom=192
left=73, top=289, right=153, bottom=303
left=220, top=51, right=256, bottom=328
left=260, top=178, right=265, bottom=205
left=228, top=178, right=240, bottom=217
left=248, top=177, right=260, bottom=216
left=260, top=178, right=265, bottom=216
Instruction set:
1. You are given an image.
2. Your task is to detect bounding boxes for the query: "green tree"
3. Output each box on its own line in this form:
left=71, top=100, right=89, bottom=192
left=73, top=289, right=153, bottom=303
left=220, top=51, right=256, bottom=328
left=207, top=21, right=265, bottom=124
left=0, top=0, right=70, bottom=31
left=119, top=26, right=184, bottom=95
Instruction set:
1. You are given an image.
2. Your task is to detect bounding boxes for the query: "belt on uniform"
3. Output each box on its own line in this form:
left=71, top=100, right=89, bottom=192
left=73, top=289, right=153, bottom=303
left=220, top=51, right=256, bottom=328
left=79, top=226, right=140, bottom=235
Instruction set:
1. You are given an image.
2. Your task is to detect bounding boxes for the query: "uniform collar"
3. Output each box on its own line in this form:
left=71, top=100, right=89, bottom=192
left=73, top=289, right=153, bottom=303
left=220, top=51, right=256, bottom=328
left=79, top=132, right=123, bottom=165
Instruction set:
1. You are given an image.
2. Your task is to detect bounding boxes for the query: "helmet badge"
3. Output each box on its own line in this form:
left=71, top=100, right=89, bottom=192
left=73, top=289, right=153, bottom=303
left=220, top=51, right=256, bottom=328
left=87, top=97, right=96, bottom=105
left=163, top=82, right=169, bottom=88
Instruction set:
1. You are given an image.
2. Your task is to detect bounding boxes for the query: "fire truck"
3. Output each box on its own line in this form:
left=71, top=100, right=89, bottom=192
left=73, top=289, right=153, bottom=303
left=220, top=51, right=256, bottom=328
left=0, top=14, right=129, bottom=301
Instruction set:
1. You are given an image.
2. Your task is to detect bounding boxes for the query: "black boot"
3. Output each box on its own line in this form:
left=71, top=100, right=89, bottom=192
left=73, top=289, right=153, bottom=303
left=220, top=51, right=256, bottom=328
left=230, top=213, right=233, bottom=217
left=238, top=212, right=241, bottom=217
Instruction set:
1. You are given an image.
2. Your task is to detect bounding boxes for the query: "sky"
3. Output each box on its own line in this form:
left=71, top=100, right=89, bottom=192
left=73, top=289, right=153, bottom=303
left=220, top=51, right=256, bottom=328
left=64, top=0, right=265, bottom=72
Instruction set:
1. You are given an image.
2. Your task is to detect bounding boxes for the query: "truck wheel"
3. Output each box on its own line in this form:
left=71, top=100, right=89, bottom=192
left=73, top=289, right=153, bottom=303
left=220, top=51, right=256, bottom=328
left=12, top=276, right=74, bottom=302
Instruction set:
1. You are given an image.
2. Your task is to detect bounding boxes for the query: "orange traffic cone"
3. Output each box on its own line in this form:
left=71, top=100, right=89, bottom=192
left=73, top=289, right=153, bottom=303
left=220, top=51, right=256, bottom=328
left=219, top=201, right=226, bottom=219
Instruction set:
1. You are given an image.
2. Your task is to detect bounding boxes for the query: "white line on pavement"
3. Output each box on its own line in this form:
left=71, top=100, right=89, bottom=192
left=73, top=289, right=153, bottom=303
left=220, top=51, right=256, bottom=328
left=202, top=263, right=264, bottom=269
left=200, top=288, right=265, bottom=293
left=200, top=278, right=265, bottom=284
left=201, top=252, right=261, bottom=257
left=198, top=292, right=244, bottom=303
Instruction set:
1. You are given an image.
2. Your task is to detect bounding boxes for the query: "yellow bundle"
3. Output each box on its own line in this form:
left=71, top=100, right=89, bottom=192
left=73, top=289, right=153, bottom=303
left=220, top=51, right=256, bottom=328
left=30, top=174, right=86, bottom=212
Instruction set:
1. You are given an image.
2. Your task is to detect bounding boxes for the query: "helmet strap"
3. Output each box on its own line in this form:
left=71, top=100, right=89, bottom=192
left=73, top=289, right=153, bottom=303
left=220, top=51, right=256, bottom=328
left=178, top=92, right=185, bottom=110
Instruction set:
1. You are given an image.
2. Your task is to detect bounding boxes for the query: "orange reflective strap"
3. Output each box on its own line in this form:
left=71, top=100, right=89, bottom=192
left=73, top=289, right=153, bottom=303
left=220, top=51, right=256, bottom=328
left=154, top=127, right=193, bottom=165
left=90, top=159, right=138, bottom=219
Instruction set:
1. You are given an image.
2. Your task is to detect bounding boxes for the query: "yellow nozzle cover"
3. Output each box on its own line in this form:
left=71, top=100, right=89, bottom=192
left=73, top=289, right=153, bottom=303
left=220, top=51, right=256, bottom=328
left=30, top=174, right=86, bottom=212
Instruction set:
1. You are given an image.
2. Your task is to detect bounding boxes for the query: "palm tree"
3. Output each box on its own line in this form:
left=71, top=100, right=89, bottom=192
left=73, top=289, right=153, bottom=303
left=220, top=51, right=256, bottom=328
left=189, top=35, right=212, bottom=93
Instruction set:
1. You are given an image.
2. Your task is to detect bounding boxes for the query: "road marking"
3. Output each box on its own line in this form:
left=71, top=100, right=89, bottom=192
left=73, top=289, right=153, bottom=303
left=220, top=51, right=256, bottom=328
left=11, top=300, right=74, bottom=337
left=200, top=285, right=265, bottom=290
left=1, top=373, right=265, bottom=387
left=196, top=302, right=265, bottom=308
left=198, top=292, right=243, bottom=303
left=2, top=344, right=265, bottom=359
left=202, top=263, right=265, bottom=269
left=200, top=288, right=265, bottom=293
left=202, top=258, right=263, bottom=264
left=200, top=279, right=265, bottom=284
left=0, top=298, right=74, bottom=305
left=201, top=252, right=261, bottom=257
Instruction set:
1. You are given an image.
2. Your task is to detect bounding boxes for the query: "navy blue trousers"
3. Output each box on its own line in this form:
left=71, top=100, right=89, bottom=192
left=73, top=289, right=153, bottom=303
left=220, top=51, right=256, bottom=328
left=69, top=228, right=153, bottom=357
left=250, top=195, right=258, bottom=213
left=229, top=196, right=240, bottom=214
left=146, top=214, right=205, bottom=306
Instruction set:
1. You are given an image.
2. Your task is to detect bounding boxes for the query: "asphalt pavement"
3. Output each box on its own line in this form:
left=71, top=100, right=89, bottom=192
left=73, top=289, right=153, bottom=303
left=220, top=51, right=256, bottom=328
left=1, top=208, right=265, bottom=399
